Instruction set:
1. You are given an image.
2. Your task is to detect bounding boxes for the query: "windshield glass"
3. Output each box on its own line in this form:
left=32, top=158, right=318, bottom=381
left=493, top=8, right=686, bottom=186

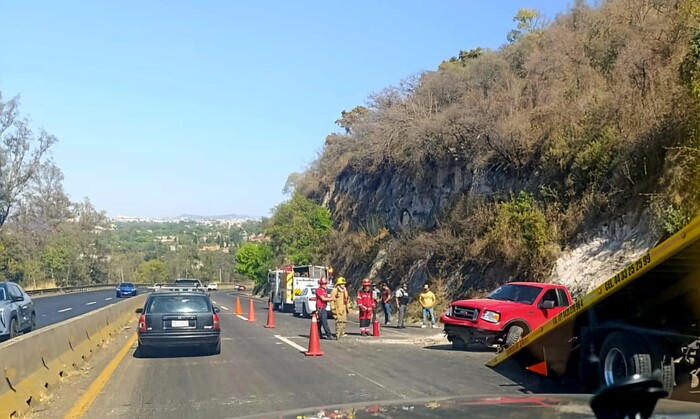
left=147, top=296, right=211, bottom=313
left=486, top=284, right=542, bottom=305
left=120, top=283, right=134, bottom=288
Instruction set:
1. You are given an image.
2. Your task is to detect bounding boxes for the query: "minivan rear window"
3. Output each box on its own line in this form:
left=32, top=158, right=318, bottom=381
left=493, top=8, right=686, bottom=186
left=147, top=296, right=211, bottom=313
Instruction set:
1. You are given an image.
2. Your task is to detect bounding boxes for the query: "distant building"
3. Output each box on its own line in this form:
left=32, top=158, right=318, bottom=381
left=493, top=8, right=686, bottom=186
left=247, top=233, right=269, bottom=243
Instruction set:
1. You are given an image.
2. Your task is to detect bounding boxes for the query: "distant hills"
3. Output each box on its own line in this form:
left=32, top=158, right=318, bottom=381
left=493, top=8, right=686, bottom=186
left=111, top=213, right=260, bottom=222
left=175, top=214, right=258, bottom=221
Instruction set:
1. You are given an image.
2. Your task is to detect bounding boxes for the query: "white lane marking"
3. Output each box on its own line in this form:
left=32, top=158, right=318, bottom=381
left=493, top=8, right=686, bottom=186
left=58, top=308, right=73, bottom=313
left=274, top=335, right=307, bottom=352
left=236, top=315, right=248, bottom=321
left=221, top=306, right=229, bottom=310
left=105, top=298, right=113, bottom=301
left=212, top=300, right=218, bottom=304
left=337, top=364, right=396, bottom=393
left=86, top=301, right=97, bottom=306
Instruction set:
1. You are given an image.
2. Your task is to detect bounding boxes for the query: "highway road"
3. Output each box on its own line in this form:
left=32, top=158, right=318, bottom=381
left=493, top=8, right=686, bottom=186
left=74, top=291, right=531, bottom=418
left=32, top=287, right=146, bottom=329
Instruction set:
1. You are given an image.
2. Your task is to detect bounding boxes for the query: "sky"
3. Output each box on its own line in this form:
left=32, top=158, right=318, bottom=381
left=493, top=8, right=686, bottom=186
left=1, top=1, right=575, bottom=218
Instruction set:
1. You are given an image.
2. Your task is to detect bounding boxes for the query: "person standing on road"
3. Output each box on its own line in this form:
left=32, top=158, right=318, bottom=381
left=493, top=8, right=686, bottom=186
left=381, top=283, right=393, bottom=326
left=395, top=282, right=409, bottom=329
left=330, top=276, right=349, bottom=338
left=315, top=278, right=334, bottom=340
left=420, top=283, right=437, bottom=328
left=371, top=283, right=381, bottom=322
left=357, top=278, right=375, bottom=336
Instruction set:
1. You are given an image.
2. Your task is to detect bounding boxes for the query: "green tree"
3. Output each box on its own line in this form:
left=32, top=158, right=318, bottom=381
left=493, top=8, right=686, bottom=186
left=266, top=193, right=332, bottom=265
left=0, top=93, right=57, bottom=229
left=135, top=259, right=169, bottom=284
left=507, top=9, right=545, bottom=43
left=234, top=242, right=273, bottom=285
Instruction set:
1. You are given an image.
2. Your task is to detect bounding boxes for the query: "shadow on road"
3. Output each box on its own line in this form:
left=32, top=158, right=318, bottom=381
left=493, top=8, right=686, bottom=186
left=423, top=343, right=496, bottom=353
left=133, top=346, right=217, bottom=359
left=490, top=358, right=586, bottom=395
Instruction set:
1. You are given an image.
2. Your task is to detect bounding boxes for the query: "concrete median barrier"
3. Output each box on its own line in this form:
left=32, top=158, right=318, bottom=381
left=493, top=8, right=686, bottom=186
left=0, top=294, right=146, bottom=418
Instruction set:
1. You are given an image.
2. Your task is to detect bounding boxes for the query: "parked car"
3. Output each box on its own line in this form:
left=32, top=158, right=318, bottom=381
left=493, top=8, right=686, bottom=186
left=136, top=291, right=221, bottom=356
left=116, top=282, right=138, bottom=298
left=293, top=287, right=332, bottom=318
left=0, top=281, right=36, bottom=341
left=207, top=283, right=218, bottom=291
left=440, top=282, right=571, bottom=350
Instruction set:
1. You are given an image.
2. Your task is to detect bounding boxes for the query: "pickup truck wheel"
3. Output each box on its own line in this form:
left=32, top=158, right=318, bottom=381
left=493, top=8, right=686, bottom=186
left=505, top=325, right=525, bottom=348
left=451, top=337, right=467, bottom=350
left=599, top=332, right=652, bottom=389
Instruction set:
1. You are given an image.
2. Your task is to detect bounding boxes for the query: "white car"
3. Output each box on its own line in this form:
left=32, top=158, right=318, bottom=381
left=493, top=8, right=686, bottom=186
left=207, top=283, right=218, bottom=291
left=293, top=287, right=332, bottom=318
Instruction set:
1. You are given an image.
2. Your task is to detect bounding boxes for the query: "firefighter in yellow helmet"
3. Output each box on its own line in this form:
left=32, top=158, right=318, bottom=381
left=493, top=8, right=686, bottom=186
left=330, top=276, right=349, bottom=338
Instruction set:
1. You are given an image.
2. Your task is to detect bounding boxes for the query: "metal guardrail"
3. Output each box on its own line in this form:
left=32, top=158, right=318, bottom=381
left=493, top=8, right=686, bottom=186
left=24, top=282, right=246, bottom=296
left=25, top=283, right=148, bottom=296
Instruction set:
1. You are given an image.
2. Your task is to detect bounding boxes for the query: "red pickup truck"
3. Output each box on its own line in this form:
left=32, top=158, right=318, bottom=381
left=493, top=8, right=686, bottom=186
left=440, top=282, right=572, bottom=350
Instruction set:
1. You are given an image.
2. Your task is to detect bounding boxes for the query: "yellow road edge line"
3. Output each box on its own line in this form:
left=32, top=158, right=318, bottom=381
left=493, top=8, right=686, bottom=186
left=64, top=332, right=138, bottom=419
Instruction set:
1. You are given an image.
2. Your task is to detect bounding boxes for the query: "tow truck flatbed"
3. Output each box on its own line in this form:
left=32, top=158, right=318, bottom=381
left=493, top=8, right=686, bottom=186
left=486, top=214, right=700, bottom=399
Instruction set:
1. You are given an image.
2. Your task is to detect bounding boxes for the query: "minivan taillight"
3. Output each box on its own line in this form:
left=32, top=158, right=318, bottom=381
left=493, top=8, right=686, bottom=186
left=212, top=313, right=220, bottom=330
left=138, top=314, right=146, bottom=332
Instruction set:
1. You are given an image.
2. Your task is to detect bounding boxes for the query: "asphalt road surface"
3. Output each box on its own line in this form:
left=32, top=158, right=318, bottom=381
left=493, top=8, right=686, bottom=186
left=82, top=291, right=530, bottom=418
left=32, top=287, right=146, bottom=329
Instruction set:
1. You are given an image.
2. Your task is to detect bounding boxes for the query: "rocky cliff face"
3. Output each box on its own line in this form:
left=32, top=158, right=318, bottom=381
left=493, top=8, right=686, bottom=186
left=322, top=163, right=515, bottom=235
left=320, top=161, right=659, bottom=301
left=551, top=209, right=660, bottom=298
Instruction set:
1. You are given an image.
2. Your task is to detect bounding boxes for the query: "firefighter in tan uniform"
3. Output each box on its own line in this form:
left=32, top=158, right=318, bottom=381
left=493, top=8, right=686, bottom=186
left=330, top=277, right=349, bottom=338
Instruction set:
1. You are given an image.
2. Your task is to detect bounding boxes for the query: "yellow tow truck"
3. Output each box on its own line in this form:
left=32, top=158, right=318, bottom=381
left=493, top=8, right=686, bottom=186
left=486, top=214, right=700, bottom=400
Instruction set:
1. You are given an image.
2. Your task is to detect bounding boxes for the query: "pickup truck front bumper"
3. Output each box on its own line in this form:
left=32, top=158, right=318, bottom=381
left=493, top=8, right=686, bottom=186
left=442, top=321, right=504, bottom=346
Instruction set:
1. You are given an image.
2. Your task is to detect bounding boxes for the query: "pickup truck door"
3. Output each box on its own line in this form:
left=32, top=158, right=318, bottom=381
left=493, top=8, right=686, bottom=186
left=535, top=289, right=568, bottom=322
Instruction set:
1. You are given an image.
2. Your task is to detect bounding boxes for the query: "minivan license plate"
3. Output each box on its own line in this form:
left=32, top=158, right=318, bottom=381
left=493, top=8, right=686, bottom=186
left=171, top=320, right=189, bottom=327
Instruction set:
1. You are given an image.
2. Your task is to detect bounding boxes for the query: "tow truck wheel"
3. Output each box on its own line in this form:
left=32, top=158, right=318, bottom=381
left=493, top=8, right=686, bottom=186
left=599, top=332, right=652, bottom=389
left=648, top=341, right=675, bottom=397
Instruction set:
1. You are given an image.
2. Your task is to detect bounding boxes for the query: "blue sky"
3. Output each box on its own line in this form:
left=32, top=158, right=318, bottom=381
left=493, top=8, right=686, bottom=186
left=1, top=1, right=575, bottom=218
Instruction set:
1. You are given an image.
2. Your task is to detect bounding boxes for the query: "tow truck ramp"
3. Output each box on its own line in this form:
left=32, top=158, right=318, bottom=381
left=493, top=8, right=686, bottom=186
left=486, top=214, right=700, bottom=400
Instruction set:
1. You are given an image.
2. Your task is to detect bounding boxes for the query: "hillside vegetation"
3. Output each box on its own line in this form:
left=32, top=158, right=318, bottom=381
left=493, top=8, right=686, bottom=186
left=288, top=0, right=700, bottom=297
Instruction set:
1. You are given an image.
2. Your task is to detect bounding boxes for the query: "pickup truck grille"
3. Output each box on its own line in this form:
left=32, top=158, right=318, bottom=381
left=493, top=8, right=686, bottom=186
left=452, top=306, right=479, bottom=321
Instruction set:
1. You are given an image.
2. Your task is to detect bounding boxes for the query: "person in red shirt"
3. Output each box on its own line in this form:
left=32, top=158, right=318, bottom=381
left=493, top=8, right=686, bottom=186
left=315, top=278, right=334, bottom=340
left=356, top=278, right=375, bottom=336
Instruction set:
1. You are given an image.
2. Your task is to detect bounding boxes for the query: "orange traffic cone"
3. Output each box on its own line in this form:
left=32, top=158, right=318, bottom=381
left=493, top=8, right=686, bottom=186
left=235, top=297, right=242, bottom=315
left=305, top=312, right=324, bottom=356
left=264, top=301, right=276, bottom=328
left=372, top=320, right=380, bottom=336
left=247, top=299, right=256, bottom=322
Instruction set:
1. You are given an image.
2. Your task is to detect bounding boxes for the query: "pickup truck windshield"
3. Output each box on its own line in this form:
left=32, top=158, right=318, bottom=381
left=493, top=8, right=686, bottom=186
left=486, top=284, right=542, bottom=305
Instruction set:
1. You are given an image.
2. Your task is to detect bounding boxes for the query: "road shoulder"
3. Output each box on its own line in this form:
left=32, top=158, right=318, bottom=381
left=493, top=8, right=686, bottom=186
left=25, top=324, right=136, bottom=418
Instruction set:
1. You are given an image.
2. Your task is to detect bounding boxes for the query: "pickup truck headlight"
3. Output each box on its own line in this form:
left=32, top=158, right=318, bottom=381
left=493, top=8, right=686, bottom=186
left=445, top=306, right=452, bottom=317
left=481, top=310, right=500, bottom=323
